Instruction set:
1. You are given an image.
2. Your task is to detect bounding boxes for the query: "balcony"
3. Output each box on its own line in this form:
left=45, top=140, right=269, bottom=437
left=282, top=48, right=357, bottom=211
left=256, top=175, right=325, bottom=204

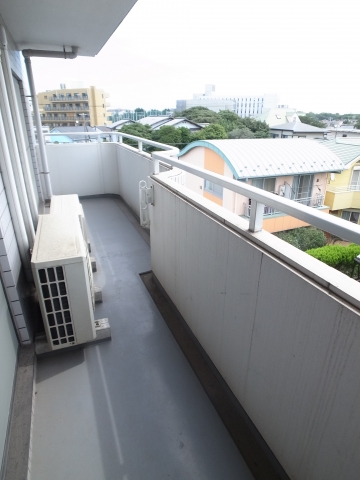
left=245, top=194, right=325, bottom=217
left=42, top=115, right=89, bottom=121
left=18, top=132, right=360, bottom=480
left=44, top=105, right=89, bottom=111
left=325, top=184, right=360, bottom=210
left=50, top=95, right=89, bottom=101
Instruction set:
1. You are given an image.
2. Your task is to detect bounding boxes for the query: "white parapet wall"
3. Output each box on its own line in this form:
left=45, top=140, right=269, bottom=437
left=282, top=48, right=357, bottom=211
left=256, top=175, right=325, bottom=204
left=149, top=173, right=360, bottom=480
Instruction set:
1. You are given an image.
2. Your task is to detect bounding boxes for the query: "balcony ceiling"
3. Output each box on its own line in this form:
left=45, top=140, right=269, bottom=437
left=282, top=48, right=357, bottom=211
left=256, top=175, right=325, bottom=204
left=1, top=0, right=138, bottom=56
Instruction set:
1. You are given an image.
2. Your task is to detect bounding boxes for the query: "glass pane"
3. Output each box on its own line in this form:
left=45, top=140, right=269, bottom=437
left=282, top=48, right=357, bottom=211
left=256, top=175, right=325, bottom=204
left=264, top=178, right=276, bottom=193
left=252, top=178, right=264, bottom=189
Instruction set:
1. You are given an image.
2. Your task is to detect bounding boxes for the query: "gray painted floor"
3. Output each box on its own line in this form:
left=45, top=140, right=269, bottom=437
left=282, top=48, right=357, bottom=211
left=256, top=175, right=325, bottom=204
left=31, top=197, right=254, bottom=480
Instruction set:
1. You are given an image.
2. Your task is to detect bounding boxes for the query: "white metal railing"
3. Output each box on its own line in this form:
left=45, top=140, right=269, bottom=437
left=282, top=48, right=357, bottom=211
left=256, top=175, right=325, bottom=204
left=327, top=184, right=360, bottom=193
left=245, top=194, right=325, bottom=218
left=43, top=131, right=360, bottom=244
left=44, top=131, right=179, bottom=153
left=151, top=150, right=360, bottom=244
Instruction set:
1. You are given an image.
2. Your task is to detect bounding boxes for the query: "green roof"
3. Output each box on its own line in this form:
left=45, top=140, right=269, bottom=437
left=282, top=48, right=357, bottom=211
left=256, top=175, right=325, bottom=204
left=316, top=138, right=360, bottom=166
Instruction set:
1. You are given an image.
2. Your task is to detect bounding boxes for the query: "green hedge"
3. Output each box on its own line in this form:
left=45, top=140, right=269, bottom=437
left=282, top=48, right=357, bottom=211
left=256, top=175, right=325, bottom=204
left=306, top=244, right=360, bottom=272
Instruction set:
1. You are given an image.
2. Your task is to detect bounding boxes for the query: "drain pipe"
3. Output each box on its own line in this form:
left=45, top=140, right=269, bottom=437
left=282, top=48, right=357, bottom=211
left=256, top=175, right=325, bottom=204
left=0, top=26, right=39, bottom=228
left=0, top=49, right=35, bottom=245
left=0, top=108, right=32, bottom=279
left=22, top=46, right=78, bottom=200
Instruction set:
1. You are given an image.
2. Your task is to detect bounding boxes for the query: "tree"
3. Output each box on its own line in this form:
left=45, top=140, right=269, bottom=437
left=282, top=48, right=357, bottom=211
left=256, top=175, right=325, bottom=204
left=275, top=227, right=327, bottom=251
left=177, top=127, right=192, bottom=150
left=120, top=123, right=153, bottom=149
left=175, top=106, right=219, bottom=124
left=355, top=119, right=360, bottom=129
left=228, top=127, right=254, bottom=139
left=152, top=126, right=181, bottom=147
left=298, top=115, right=327, bottom=128
left=192, top=123, right=227, bottom=141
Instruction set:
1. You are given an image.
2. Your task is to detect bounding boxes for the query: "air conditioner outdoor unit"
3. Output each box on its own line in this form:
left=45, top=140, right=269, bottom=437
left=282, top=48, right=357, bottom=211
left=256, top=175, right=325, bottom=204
left=50, top=194, right=91, bottom=251
left=32, top=214, right=96, bottom=350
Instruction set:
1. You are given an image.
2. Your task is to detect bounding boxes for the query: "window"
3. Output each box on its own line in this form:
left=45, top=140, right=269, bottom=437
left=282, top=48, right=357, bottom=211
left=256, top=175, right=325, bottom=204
left=292, top=175, right=313, bottom=205
left=204, top=180, right=223, bottom=198
left=351, top=169, right=360, bottom=188
left=44, top=95, right=47, bottom=99
left=342, top=210, right=360, bottom=224
left=252, top=177, right=276, bottom=192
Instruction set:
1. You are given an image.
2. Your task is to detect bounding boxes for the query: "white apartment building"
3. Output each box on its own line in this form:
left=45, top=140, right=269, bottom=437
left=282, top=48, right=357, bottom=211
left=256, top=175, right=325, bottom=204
left=176, top=85, right=278, bottom=118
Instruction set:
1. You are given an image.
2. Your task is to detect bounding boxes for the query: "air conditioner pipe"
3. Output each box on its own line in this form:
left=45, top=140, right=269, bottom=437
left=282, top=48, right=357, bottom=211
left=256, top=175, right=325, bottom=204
left=22, top=46, right=78, bottom=200
left=0, top=48, right=36, bottom=245
left=22, top=46, right=78, bottom=59
left=0, top=25, right=40, bottom=227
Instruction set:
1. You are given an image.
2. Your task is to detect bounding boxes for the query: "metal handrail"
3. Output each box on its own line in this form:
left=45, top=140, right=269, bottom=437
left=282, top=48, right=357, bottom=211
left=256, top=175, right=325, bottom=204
left=245, top=194, right=325, bottom=218
left=43, top=132, right=360, bottom=243
left=151, top=150, right=360, bottom=243
left=327, top=185, right=360, bottom=193
left=50, top=95, right=88, bottom=101
left=44, top=106, right=89, bottom=111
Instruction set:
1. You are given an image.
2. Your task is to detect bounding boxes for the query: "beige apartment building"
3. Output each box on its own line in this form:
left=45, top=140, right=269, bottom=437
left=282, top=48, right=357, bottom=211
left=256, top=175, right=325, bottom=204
left=37, top=85, right=110, bottom=127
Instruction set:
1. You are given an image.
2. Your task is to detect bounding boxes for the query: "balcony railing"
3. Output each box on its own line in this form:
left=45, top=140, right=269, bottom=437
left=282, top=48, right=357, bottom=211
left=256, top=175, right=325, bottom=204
left=245, top=194, right=325, bottom=217
left=327, top=184, right=360, bottom=193
left=44, top=105, right=89, bottom=111
left=42, top=131, right=359, bottom=244
left=42, top=115, right=88, bottom=121
left=50, top=95, right=88, bottom=101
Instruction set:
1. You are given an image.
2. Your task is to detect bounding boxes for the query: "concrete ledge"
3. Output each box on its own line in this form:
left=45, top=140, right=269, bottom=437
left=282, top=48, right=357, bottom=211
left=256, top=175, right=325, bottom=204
left=2, top=345, right=35, bottom=480
left=35, top=318, right=111, bottom=358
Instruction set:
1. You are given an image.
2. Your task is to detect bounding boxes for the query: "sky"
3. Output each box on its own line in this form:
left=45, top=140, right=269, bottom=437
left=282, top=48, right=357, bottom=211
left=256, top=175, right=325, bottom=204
left=31, top=0, right=360, bottom=114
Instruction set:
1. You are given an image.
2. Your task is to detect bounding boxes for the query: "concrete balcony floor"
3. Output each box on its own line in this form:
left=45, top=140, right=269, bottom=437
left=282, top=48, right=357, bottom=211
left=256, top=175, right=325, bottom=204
left=30, top=197, right=254, bottom=480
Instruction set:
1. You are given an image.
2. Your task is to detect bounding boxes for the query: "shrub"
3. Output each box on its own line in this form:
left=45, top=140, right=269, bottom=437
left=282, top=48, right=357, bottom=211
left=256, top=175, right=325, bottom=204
left=306, top=244, right=360, bottom=270
left=275, top=227, right=327, bottom=251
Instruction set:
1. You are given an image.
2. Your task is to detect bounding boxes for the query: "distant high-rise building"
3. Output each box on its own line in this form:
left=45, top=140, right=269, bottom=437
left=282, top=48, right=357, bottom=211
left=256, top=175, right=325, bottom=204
left=176, top=85, right=278, bottom=118
left=37, top=85, right=110, bottom=128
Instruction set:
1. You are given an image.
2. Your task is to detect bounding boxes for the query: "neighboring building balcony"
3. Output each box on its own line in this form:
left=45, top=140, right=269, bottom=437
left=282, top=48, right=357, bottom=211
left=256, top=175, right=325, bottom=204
left=50, top=94, right=88, bottom=101
left=325, top=184, right=360, bottom=210
left=42, top=115, right=88, bottom=121
left=245, top=193, right=325, bottom=218
left=44, top=105, right=89, bottom=111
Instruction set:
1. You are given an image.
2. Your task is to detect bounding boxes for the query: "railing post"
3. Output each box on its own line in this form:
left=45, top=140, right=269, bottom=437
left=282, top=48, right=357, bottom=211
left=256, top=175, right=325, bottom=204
left=249, top=200, right=264, bottom=232
left=153, top=158, right=160, bottom=174
left=138, top=140, right=143, bottom=152
left=118, top=135, right=123, bottom=143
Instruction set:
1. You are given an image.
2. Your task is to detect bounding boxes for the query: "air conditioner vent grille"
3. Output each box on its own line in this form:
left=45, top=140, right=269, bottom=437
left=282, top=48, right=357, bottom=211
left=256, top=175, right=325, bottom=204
left=38, top=267, right=76, bottom=347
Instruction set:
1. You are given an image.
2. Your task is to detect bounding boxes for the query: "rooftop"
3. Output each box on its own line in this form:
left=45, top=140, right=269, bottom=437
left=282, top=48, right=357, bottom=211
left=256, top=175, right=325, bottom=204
left=316, top=138, right=360, bottom=166
left=178, top=138, right=344, bottom=178
left=269, top=121, right=326, bottom=133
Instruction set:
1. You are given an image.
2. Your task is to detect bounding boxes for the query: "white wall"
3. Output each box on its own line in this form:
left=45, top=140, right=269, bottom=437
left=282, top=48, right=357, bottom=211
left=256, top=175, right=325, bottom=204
left=46, top=143, right=120, bottom=196
left=149, top=174, right=360, bottom=480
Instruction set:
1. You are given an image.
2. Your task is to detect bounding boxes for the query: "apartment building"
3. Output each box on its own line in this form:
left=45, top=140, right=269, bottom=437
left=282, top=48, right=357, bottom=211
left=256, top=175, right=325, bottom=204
left=37, top=85, right=109, bottom=127
left=176, top=85, right=278, bottom=118
left=178, top=138, right=343, bottom=232
left=319, top=138, right=360, bottom=224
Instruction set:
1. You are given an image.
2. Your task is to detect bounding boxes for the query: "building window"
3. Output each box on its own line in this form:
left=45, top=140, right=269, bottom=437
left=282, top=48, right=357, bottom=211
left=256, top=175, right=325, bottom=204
left=292, top=175, right=313, bottom=205
left=342, top=210, right=360, bottom=223
left=252, top=177, right=276, bottom=192
left=44, top=95, right=47, bottom=99
left=351, top=169, right=360, bottom=189
left=204, top=180, right=223, bottom=198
